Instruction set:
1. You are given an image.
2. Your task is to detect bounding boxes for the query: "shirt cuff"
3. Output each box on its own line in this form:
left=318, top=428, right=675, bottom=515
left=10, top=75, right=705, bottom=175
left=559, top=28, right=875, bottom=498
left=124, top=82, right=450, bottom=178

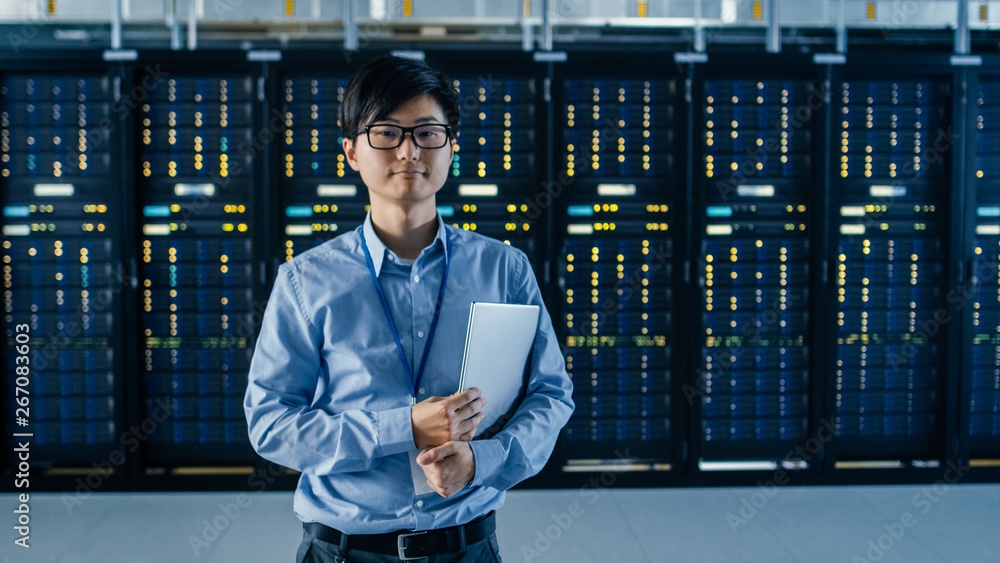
left=375, top=405, right=416, bottom=457
left=468, top=438, right=504, bottom=489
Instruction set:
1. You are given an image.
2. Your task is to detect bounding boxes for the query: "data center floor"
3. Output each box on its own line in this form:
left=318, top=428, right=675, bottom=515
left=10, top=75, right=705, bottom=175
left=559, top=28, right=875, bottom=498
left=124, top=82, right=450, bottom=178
left=2, top=484, right=998, bottom=562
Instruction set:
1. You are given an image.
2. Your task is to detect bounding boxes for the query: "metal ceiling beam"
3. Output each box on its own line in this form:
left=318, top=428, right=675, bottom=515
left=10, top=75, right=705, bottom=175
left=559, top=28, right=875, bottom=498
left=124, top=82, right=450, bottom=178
left=694, top=0, right=705, bottom=52
left=187, top=0, right=197, bottom=50
left=767, top=0, right=780, bottom=53
left=111, top=0, right=122, bottom=49
left=956, top=0, right=970, bottom=54
left=343, top=0, right=358, bottom=52
left=836, top=0, right=846, bottom=53
left=542, top=0, right=552, bottom=51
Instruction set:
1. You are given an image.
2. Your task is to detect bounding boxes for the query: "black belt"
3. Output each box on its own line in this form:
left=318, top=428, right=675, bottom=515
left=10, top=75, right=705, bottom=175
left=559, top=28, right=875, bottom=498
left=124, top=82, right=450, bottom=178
left=304, top=511, right=495, bottom=561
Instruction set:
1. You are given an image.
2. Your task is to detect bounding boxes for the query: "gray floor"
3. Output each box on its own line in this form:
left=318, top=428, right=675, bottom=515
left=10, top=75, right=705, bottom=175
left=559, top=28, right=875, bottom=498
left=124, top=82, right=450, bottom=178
left=2, top=484, right=998, bottom=562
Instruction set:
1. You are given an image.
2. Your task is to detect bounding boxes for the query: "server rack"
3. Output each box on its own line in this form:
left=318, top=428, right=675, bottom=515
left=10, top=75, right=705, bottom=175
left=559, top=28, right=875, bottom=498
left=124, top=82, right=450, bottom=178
left=4, top=48, right=1000, bottom=490
left=1, top=64, right=127, bottom=475
left=277, top=52, right=543, bottom=261
left=825, top=56, right=955, bottom=463
left=133, top=60, right=260, bottom=467
left=692, top=57, right=819, bottom=464
left=553, top=53, right=683, bottom=475
left=278, top=66, right=367, bottom=261
left=969, top=70, right=1000, bottom=461
left=428, top=52, right=543, bottom=264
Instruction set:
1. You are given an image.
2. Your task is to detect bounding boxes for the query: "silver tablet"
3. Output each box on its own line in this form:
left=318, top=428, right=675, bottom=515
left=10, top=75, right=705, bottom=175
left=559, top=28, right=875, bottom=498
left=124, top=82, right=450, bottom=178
left=457, top=302, right=540, bottom=436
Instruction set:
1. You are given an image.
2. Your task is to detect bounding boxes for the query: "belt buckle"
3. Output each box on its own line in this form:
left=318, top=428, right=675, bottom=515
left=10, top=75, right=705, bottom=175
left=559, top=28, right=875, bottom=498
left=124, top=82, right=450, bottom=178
left=397, top=530, right=429, bottom=561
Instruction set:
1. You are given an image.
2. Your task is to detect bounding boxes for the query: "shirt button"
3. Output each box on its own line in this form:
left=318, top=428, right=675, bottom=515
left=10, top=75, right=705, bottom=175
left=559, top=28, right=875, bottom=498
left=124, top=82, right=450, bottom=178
left=413, top=275, right=420, bottom=283
left=417, top=331, right=425, bottom=338
left=387, top=255, right=394, bottom=261
left=416, top=500, right=424, bottom=508
left=419, top=387, right=426, bottom=395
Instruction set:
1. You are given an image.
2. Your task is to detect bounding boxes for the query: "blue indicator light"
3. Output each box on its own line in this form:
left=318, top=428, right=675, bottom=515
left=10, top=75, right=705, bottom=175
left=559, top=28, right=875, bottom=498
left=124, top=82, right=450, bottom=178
left=285, top=206, right=314, bottom=218
left=707, top=206, right=733, bottom=217
left=568, top=206, right=594, bottom=217
left=977, top=207, right=1000, bottom=217
left=143, top=205, right=172, bottom=217
left=437, top=206, right=455, bottom=217
left=3, top=206, right=30, bottom=217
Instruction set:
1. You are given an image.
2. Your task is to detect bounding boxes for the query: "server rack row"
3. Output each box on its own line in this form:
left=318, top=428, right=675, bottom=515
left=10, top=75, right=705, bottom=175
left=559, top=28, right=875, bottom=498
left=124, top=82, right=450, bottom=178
left=2, top=49, right=1000, bottom=490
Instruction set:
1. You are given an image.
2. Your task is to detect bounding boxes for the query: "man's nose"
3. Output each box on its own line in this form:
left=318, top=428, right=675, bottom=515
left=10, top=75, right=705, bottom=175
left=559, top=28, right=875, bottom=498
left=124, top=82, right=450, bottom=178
left=396, top=132, right=420, bottom=158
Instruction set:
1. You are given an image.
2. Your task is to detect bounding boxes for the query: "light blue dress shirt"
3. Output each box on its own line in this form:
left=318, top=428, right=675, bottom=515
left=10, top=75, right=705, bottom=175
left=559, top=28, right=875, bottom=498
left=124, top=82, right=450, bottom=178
left=244, top=211, right=574, bottom=534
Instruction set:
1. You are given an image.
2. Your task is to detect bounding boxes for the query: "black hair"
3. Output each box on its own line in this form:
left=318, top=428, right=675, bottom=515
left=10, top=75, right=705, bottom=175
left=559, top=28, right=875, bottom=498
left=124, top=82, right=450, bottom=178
left=339, top=55, right=461, bottom=142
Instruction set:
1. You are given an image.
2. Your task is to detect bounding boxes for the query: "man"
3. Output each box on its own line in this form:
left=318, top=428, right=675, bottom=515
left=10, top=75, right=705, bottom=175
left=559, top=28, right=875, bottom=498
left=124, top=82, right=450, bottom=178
left=244, top=55, right=574, bottom=562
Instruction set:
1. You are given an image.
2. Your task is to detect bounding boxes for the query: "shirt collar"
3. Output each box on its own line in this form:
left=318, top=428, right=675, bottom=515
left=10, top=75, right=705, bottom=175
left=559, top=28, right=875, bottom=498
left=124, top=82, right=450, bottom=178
left=362, top=209, right=449, bottom=277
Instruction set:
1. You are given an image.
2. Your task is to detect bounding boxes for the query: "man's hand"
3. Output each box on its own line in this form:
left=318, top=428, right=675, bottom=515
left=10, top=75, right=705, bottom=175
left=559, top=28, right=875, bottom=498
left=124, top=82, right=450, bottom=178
left=411, top=388, right=486, bottom=449
left=416, top=441, right=476, bottom=498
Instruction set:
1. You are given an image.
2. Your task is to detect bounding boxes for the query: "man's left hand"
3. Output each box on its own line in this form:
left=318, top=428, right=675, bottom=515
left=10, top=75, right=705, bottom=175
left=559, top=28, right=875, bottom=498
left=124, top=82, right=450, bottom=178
left=416, top=441, right=476, bottom=498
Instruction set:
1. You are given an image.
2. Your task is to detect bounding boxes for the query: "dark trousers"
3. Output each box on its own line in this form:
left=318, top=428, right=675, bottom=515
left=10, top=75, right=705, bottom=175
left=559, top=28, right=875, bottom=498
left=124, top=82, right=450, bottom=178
left=294, top=529, right=503, bottom=563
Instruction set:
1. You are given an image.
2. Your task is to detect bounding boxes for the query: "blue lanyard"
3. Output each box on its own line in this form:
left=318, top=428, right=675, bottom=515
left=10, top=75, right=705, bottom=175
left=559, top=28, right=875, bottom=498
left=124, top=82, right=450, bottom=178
left=360, top=226, right=451, bottom=401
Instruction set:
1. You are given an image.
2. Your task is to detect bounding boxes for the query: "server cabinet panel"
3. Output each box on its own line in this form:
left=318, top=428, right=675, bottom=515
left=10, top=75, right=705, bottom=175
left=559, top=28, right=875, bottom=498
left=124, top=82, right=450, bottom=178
left=829, top=77, right=951, bottom=460
left=136, top=72, right=256, bottom=464
left=2, top=73, right=121, bottom=465
left=970, top=77, right=1000, bottom=458
left=558, top=76, right=677, bottom=471
left=697, top=78, right=814, bottom=461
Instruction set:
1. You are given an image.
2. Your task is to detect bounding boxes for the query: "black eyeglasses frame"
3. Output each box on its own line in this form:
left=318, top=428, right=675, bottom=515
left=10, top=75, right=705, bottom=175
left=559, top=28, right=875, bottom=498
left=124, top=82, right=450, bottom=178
left=357, top=123, right=453, bottom=150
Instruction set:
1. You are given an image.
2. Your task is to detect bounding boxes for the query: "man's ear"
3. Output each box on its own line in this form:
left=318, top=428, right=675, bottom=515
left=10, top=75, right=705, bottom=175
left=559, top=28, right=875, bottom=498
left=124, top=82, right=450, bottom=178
left=343, top=137, right=361, bottom=171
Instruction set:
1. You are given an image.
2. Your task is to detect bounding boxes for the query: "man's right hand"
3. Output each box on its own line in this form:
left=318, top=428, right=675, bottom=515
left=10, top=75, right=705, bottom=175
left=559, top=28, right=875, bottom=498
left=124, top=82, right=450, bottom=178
left=411, top=388, right=486, bottom=449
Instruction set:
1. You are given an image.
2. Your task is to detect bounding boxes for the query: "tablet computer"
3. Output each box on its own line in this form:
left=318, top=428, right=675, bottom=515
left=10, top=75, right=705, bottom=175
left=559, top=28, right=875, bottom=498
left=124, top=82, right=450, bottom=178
left=457, top=302, right=540, bottom=436
left=410, top=301, right=540, bottom=496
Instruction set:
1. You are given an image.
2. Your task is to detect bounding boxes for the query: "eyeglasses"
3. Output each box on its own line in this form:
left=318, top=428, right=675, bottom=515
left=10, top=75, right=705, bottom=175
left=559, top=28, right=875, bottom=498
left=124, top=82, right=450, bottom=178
left=360, top=123, right=452, bottom=150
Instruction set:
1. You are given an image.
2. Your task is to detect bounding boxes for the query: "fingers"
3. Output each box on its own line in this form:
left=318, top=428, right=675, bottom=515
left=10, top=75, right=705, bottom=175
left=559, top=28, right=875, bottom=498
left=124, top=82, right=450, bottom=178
left=451, top=387, right=481, bottom=407
left=455, top=396, right=486, bottom=421
left=417, top=443, right=453, bottom=465
left=413, top=388, right=487, bottom=447
left=457, top=413, right=484, bottom=441
left=416, top=442, right=475, bottom=498
left=456, top=411, right=485, bottom=439
left=420, top=388, right=485, bottom=415
left=416, top=445, right=439, bottom=465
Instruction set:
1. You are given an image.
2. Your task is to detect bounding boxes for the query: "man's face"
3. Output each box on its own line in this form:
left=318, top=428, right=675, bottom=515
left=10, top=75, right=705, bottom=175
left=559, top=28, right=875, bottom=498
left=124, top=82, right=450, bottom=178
left=343, top=94, right=455, bottom=211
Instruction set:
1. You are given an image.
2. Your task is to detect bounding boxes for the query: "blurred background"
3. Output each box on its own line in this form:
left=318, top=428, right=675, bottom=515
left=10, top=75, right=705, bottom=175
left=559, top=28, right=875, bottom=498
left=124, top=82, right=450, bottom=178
left=1, top=1, right=1000, bottom=561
